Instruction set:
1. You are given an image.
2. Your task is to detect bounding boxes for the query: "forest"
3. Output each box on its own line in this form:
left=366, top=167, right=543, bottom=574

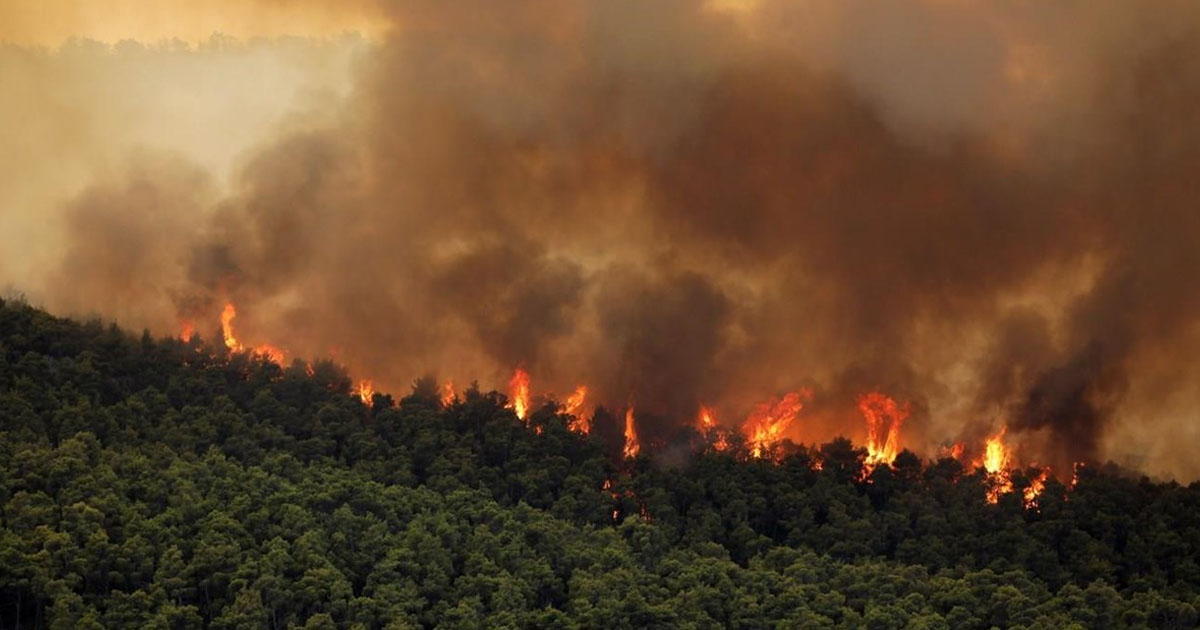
left=1, top=297, right=1198, bottom=629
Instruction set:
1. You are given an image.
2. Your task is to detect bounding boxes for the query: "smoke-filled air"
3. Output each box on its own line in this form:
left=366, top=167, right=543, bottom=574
left=4, top=0, right=1200, bottom=481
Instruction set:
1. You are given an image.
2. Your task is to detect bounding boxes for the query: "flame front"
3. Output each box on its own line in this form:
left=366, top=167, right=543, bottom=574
left=509, top=368, right=531, bottom=421
left=623, top=406, right=640, bottom=459
left=742, top=391, right=808, bottom=458
left=860, top=391, right=909, bottom=469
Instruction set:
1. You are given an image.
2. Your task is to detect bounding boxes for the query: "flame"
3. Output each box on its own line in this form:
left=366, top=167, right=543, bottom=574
left=440, top=380, right=455, bottom=406
left=219, top=301, right=285, bottom=363
left=508, top=368, right=531, bottom=421
left=179, top=320, right=195, bottom=340
left=564, top=385, right=590, bottom=433
left=977, top=428, right=1014, bottom=504
left=221, top=302, right=240, bottom=350
left=1023, top=469, right=1049, bottom=507
left=697, top=405, right=729, bottom=451
left=252, top=344, right=286, bottom=364
left=564, top=385, right=588, bottom=415
left=356, top=380, right=375, bottom=404
left=742, top=391, right=808, bottom=458
left=623, top=406, right=640, bottom=459
left=859, top=391, right=909, bottom=468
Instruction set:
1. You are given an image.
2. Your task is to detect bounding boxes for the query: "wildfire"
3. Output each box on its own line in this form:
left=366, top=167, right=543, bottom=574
left=564, top=386, right=590, bottom=433
left=1023, top=469, right=1049, bottom=507
left=698, top=405, right=729, bottom=451
left=356, top=380, right=375, bottom=404
left=441, top=380, right=455, bottom=406
left=221, top=302, right=239, bottom=350
left=623, top=406, right=640, bottom=459
left=859, top=391, right=908, bottom=469
left=219, top=301, right=285, bottom=363
left=742, top=391, right=809, bottom=458
left=509, top=368, right=531, bottom=421
left=977, top=428, right=1014, bottom=503
left=179, top=320, right=196, bottom=340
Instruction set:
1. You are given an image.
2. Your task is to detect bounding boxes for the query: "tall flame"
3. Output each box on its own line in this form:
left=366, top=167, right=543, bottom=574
left=860, top=391, right=908, bottom=469
left=564, top=386, right=590, bottom=433
left=623, top=406, right=640, bottom=459
left=509, top=368, right=531, bottom=421
left=742, top=391, right=808, bottom=458
left=221, top=302, right=239, bottom=350
left=440, top=380, right=455, bottom=407
left=978, top=428, right=1014, bottom=503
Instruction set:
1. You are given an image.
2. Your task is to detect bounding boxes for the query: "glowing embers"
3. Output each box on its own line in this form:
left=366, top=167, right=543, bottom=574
left=859, top=391, right=908, bottom=470
left=219, top=301, right=285, bottom=364
left=508, top=368, right=531, bottom=421
left=623, top=406, right=640, bottom=459
left=742, top=390, right=809, bottom=458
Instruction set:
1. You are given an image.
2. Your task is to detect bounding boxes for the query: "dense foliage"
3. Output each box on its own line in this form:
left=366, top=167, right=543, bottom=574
left=1, top=298, right=1198, bottom=629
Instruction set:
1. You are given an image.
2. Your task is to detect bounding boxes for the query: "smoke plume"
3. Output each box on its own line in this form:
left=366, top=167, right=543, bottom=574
left=6, top=0, right=1200, bottom=479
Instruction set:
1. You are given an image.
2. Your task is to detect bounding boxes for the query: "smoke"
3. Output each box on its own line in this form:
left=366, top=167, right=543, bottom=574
left=8, top=0, right=1200, bottom=479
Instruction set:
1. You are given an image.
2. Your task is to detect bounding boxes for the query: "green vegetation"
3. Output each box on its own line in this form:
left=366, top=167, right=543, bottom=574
left=1, top=298, right=1198, bottom=629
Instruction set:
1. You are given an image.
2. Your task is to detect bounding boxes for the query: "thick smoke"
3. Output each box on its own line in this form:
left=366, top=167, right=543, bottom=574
left=12, top=0, right=1200, bottom=478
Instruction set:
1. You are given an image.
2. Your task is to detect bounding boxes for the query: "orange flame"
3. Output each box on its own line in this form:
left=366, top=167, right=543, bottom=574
left=564, top=386, right=590, bottom=433
left=179, top=320, right=196, bottom=340
left=742, top=391, right=808, bottom=458
left=978, top=428, right=1014, bottom=503
left=1023, top=469, right=1049, bottom=507
left=440, top=380, right=455, bottom=406
left=698, top=405, right=729, bottom=451
left=221, top=302, right=239, bottom=350
left=219, top=302, right=285, bottom=363
left=356, top=380, right=375, bottom=405
left=859, top=391, right=909, bottom=469
left=623, top=406, right=640, bottom=459
left=252, top=344, right=286, bottom=364
left=509, top=368, right=530, bottom=421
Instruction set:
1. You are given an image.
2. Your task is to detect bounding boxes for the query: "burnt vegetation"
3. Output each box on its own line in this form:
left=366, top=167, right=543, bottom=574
left=1, top=299, right=1199, bottom=629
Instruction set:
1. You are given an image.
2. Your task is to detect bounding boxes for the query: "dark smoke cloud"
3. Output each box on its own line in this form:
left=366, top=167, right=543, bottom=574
left=28, top=0, right=1200, bottom=479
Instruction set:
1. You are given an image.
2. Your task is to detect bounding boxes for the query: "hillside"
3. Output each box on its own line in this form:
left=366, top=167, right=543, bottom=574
left=1, top=298, right=1198, bottom=629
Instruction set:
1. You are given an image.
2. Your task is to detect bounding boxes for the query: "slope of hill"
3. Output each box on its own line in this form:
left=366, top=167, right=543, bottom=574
left=1, top=298, right=1198, bottom=629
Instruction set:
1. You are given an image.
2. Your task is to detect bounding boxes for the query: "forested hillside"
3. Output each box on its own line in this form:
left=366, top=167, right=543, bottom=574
left=1, top=298, right=1198, bottom=629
